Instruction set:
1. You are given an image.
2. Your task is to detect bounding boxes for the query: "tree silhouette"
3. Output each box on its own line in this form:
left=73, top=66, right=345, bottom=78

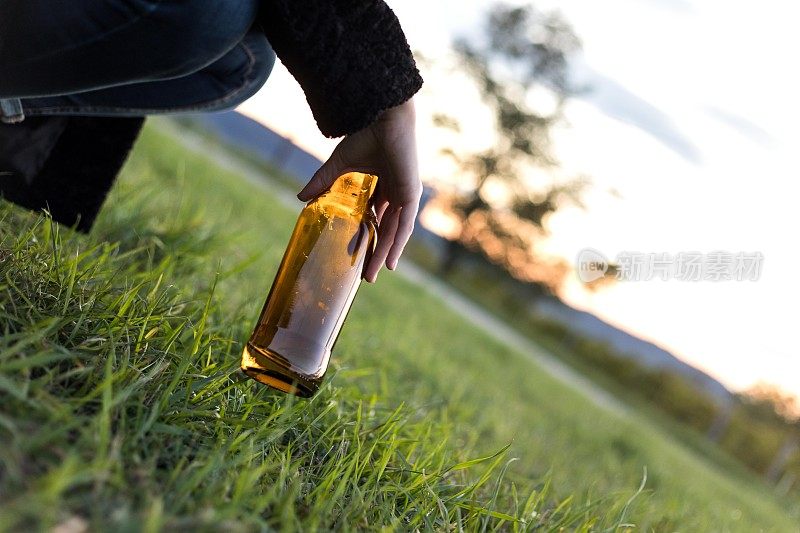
left=435, top=2, right=598, bottom=293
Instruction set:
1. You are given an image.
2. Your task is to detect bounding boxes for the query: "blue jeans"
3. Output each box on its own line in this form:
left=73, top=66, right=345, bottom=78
left=0, top=0, right=275, bottom=123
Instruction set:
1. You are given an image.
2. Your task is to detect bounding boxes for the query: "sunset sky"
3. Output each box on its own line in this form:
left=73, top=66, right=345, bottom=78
left=239, top=0, right=799, bottom=399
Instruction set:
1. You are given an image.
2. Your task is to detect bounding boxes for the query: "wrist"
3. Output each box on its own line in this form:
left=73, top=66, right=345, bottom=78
left=379, top=98, right=416, bottom=123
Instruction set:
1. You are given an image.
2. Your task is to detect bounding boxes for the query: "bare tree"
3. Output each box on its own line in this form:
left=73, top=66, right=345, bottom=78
left=435, top=2, right=593, bottom=293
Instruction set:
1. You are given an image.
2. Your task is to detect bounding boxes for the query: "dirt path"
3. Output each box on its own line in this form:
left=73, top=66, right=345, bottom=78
left=163, top=120, right=630, bottom=418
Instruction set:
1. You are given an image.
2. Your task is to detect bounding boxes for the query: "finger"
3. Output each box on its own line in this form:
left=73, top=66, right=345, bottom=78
left=363, top=207, right=400, bottom=283
left=386, top=201, right=419, bottom=270
left=298, top=150, right=344, bottom=201
left=375, top=198, right=390, bottom=224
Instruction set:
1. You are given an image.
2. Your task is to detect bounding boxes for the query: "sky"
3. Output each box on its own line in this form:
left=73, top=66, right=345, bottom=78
left=238, top=0, right=800, bottom=400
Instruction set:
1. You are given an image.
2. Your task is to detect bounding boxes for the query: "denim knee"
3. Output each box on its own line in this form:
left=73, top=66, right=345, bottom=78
left=202, top=34, right=277, bottom=112
left=141, top=0, right=261, bottom=80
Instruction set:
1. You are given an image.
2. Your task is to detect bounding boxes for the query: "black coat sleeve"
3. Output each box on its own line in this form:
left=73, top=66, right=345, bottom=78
left=259, top=0, right=423, bottom=138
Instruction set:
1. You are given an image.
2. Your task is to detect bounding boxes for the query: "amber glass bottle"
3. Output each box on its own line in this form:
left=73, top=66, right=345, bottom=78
left=241, top=172, right=378, bottom=397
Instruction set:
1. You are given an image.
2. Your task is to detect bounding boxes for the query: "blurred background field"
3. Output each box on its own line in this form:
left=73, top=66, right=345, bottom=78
left=2, top=123, right=796, bottom=530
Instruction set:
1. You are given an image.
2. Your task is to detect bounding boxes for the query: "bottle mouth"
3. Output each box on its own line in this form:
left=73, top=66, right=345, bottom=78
left=328, top=172, right=378, bottom=199
left=312, top=172, right=378, bottom=214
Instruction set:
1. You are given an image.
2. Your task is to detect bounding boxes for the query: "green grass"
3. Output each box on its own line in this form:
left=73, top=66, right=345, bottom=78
left=406, top=241, right=800, bottom=498
left=0, top=120, right=797, bottom=531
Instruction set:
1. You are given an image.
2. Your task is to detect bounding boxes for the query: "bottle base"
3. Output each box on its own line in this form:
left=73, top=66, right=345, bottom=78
left=241, top=343, right=320, bottom=398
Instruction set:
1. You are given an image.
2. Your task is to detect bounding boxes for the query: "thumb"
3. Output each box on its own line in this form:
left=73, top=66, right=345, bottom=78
left=298, top=150, right=345, bottom=201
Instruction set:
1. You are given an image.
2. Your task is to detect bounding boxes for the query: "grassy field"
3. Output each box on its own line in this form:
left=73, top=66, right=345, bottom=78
left=0, top=121, right=797, bottom=531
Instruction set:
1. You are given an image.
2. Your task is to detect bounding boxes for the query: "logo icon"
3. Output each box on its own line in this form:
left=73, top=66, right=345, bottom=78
left=576, top=248, right=609, bottom=283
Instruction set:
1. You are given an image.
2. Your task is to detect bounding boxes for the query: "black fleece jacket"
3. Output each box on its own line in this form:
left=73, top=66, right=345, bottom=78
left=0, top=0, right=423, bottom=232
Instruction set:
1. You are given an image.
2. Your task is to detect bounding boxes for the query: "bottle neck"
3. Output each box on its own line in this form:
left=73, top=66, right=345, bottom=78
left=314, top=172, right=378, bottom=215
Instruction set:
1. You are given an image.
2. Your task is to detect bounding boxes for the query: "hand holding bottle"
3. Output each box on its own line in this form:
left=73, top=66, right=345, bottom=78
left=297, top=98, right=421, bottom=283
